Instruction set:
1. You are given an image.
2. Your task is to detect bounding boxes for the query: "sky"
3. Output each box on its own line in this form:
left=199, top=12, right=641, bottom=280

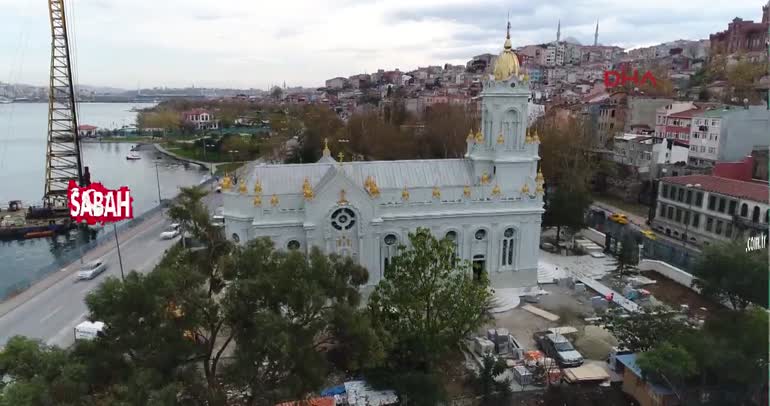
left=0, top=0, right=766, bottom=90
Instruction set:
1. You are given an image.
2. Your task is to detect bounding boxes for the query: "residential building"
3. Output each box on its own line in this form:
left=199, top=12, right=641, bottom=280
left=688, top=106, right=770, bottom=166
left=625, top=97, right=674, bottom=132
left=325, top=77, right=348, bottom=89
left=181, top=108, right=219, bottom=130
left=653, top=102, right=698, bottom=142
left=653, top=174, right=769, bottom=247
left=616, top=354, right=679, bottom=406
left=613, top=136, right=688, bottom=173
left=348, top=74, right=371, bottom=89
left=223, top=27, right=544, bottom=290
left=596, top=92, right=628, bottom=146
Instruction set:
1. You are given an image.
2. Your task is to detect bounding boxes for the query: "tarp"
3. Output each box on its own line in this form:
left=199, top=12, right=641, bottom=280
left=320, top=386, right=346, bottom=397
left=275, top=397, right=335, bottom=406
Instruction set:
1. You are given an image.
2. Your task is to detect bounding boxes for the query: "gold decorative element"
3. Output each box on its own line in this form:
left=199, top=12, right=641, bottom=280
left=497, top=133, right=504, bottom=144
left=480, top=171, right=490, bottom=185
left=525, top=129, right=533, bottom=144
left=239, top=181, right=247, bottom=194
left=491, top=184, right=501, bottom=196
left=338, top=189, right=349, bottom=205
left=221, top=174, right=232, bottom=190
left=536, top=184, right=544, bottom=194
left=466, top=129, right=475, bottom=142
left=536, top=170, right=544, bottom=184
left=474, top=129, right=484, bottom=144
left=253, top=179, right=262, bottom=194
left=401, top=187, right=410, bottom=201
left=432, top=186, right=441, bottom=199
left=364, top=176, right=380, bottom=197
left=532, top=128, right=541, bottom=143
left=323, top=138, right=330, bottom=155
left=337, top=152, right=344, bottom=163
left=523, top=73, right=529, bottom=82
left=253, top=195, right=262, bottom=207
left=270, top=194, right=279, bottom=207
left=493, top=21, right=520, bottom=81
left=463, top=185, right=471, bottom=198
left=520, top=183, right=530, bottom=195
left=302, top=177, right=314, bottom=200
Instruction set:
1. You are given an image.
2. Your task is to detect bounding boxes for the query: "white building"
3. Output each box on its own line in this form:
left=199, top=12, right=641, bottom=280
left=325, top=77, right=347, bottom=89
left=182, top=109, right=219, bottom=130
left=222, top=27, right=545, bottom=290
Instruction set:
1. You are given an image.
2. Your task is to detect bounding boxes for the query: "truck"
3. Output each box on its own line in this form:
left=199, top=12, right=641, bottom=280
left=74, top=321, right=105, bottom=341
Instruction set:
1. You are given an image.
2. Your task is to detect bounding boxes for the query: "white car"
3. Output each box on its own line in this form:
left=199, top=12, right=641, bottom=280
left=77, top=260, right=108, bottom=281
left=160, top=223, right=181, bottom=239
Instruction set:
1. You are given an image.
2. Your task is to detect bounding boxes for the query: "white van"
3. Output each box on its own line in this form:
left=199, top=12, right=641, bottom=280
left=74, top=321, right=105, bottom=341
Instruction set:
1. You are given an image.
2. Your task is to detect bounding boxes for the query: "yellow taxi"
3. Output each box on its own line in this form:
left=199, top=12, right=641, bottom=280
left=609, top=213, right=629, bottom=225
left=641, top=230, right=657, bottom=240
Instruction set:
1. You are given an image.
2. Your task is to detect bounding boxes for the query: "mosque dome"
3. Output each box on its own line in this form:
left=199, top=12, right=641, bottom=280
left=493, top=22, right=520, bottom=81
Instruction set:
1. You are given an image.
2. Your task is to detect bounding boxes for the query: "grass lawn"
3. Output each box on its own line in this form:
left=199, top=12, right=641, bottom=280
left=592, top=194, right=650, bottom=218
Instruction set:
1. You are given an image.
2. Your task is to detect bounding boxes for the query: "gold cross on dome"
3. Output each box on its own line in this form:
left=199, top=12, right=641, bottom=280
left=337, top=152, right=344, bottom=163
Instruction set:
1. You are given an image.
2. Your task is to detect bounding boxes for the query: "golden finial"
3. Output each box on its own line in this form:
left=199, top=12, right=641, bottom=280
left=536, top=170, right=544, bottom=184
left=239, top=182, right=247, bottom=194
left=474, top=129, right=484, bottom=144
left=302, top=177, right=314, bottom=200
left=253, top=195, right=262, bottom=207
left=253, top=179, right=262, bottom=194
left=337, top=152, right=344, bottom=164
left=520, top=183, right=530, bottom=195
left=365, top=176, right=380, bottom=197
left=480, top=171, right=490, bottom=185
left=497, top=132, right=504, bottom=144
left=323, top=138, right=330, bottom=154
left=523, top=73, right=530, bottom=82
left=536, top=184, right=545, bottom=194
left=270, top=194, right=279, bottom=207
left=221, top=174, right=232, bottom=190
left=432, top=186, right=441, bottom=199
left=338, top=189, right=349, bottom=205
left=463, top=185, right=471, bottom=198
left=467, top=129, right=475, bottom=142
left=491, top=184, right=501, bottom=197
left=532, top=128, right=541, bottom=143
left=525, top=129, right=533, bottom=144
left=401, top=187, right=410, bottom=201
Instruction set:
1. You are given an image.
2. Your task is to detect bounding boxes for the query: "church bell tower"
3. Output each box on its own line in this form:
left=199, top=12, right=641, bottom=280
left=466, top=20, right=540, bottom=187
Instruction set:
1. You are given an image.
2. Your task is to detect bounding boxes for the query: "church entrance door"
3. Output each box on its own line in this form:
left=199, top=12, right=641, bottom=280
left=472, top=255, right=486, bottom=281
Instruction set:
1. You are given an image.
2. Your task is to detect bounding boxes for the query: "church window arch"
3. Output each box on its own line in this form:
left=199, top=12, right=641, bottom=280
left=331, top=208, right=356, bottom=230
left=382, top=233, right=400, bottom=276
left=475, top=229, right=487, bottom=241
left=287, top=240, right=300, bottom=251
left=501, top=227, right=516, bottom=267
left=231, top=233, right=240, bottom=243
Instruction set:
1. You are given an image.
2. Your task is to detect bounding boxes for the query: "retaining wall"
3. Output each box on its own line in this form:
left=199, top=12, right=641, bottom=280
left=638, top=259, right=699, bottom=292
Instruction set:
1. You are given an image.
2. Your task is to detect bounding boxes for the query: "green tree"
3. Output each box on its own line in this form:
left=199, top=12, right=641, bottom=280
left=600, top=306, right=687, bottom=352
left=542, top=184, right=592, bottom=246
left=691, top=240, right=768, bottom=310
left=613, top=234, right=639, bottom=277
left=473, top=354, right=512, bottom=406
left=368, top=228, right=492, bottom=371
left=638, top=342, right=697, bottom=384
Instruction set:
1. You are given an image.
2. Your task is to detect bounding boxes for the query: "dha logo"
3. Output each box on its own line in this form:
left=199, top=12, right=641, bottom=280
left=745, top=233, right=767, bottom=253
left=604, top=69, right=657, bottom=88
left=67, top=180, right=134, bottom=225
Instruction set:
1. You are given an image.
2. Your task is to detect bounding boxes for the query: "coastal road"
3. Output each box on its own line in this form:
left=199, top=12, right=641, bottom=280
left=0, top=191, right=224, bottom=348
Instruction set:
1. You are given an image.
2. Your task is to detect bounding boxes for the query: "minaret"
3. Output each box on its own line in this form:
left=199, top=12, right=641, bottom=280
left=557, top=19, right=561, bottom=42
left=594, top=20, right=599, bottom=46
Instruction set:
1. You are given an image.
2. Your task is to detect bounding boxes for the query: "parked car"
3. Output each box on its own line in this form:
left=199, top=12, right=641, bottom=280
left=533, top=331, right=584, bottom=368
left=609, top=213, right=629, bottom=225
left=160, top=223, right=181, bottom=239
left=77, top=260, right=108, bottom=281
left=640, top=230, right=656, bottom=240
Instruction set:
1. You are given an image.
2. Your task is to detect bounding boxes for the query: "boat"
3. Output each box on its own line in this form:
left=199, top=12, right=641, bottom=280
left=0, top=201, right=75, bottom=241
left=126, top=152, right=141, bottom=160
left=24, top=230, right=55, bottom=239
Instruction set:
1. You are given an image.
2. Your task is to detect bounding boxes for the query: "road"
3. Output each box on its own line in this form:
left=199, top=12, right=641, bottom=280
left=0, top=191, right=224, bottom=348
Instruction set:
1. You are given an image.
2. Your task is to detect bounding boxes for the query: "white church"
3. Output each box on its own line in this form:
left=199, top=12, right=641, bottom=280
left=222, top=25, right=545, bottom=289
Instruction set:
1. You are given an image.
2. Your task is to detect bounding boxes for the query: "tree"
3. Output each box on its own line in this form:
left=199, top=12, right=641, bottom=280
left=727, top=60, right=767, bottom=104
left=473, top=354, right=512, bottom=406
left=542, top=183, right=592, bottom=246
left=271, top=86, right=283, bottom=100
left=691, top=240, right=768, bottom=310
left=368, top=228, right=492, bottom=371
left=613, top=234, right=639, bottom=277
left=638, top=342, right=697, bottom=383
left=600, top=306, right=687, bottom=352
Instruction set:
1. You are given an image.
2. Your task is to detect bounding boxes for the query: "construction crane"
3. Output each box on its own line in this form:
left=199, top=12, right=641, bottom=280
left=44, top=0, right=83, bottom=209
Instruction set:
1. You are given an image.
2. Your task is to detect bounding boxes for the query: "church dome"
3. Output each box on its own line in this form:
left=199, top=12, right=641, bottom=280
left=493, top=22, right=520, bottom=81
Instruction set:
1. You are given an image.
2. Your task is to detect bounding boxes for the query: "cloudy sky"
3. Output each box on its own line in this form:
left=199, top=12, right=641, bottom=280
left=0, top=0, right=766, bottom=89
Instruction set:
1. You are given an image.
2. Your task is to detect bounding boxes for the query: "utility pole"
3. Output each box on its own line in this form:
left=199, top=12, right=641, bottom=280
left=154, top=160, right=162, bottom=206
left=113, top=223, right=125, bottom=281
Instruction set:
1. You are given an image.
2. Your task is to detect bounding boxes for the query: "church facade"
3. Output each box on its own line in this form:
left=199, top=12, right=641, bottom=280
left=222, top=26, right=545, bottom=289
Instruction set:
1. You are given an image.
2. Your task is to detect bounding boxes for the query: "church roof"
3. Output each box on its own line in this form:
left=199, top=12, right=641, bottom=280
left=247, top=159, right=474, bottom=195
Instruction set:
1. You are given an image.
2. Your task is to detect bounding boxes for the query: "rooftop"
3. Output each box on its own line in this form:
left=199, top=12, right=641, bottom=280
left=616, top=354, right=675, bottom=396
left=661, top=174, right=769, bottom=203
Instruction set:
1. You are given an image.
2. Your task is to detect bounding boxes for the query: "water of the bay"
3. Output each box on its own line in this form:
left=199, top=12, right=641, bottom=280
left=0, top=103, right=208, bottom=296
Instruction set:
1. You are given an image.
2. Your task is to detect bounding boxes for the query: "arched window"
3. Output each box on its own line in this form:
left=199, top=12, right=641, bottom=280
left=231, top=233, right=240, bottom=243
left=287, top=240, right=300, bottom=250
left=445, top=231, right=459, bottom=263
left=752, top=206, right=760, bottom=223
left=475, top=229, right=487, bottom=241
left=740, top=203, right=748, bottom=217
left=383, top=234, right=398, bottom=273
left=501, top=228, right=515, bottom=267
left=766, top=209, right=769, bottom=224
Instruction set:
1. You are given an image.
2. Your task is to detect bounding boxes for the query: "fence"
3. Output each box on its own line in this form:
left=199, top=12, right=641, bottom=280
left=638, top=259, right=699, bottom=292
left=1, top=178, right=217, bottom=300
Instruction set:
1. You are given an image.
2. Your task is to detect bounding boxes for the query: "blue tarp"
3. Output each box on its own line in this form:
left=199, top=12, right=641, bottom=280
left=320, top=385, right=346, bottom=397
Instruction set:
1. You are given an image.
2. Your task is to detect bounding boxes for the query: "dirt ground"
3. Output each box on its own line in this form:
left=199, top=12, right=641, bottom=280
left=642, top=271, right=721, bottom=317
left=483, top=284, right=617, bottom=361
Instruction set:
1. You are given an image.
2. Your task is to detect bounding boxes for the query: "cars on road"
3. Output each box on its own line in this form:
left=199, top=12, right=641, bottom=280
left=160, top=223, right=181, bottom=239
left=76, top=260, right=108, bottom=281
left=533, top=331, right=584, bottom=368
left=609, top=213, right=629, bottom=225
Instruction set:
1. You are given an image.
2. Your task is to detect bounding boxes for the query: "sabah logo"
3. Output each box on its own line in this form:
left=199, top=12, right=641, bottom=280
left=67, top=180, right=134, bottom=225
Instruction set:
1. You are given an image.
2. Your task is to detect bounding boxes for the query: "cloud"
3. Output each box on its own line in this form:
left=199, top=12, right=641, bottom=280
left=0, top=0, right=764, bottom=89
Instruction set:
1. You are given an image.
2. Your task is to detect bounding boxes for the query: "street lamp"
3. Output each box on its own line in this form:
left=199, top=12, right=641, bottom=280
left=683, top=183, right=702, bottom=250
left=153, top=160, right=162, bottom=206
left=113, top=222, right=125, bottom=281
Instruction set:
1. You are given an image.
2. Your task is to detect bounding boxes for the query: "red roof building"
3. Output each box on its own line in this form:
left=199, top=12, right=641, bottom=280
left=662, top=174, right=768, bottom=203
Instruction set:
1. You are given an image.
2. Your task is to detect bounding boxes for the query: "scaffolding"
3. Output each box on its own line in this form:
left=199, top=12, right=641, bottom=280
left=44, top=0, right=83, bottom=208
